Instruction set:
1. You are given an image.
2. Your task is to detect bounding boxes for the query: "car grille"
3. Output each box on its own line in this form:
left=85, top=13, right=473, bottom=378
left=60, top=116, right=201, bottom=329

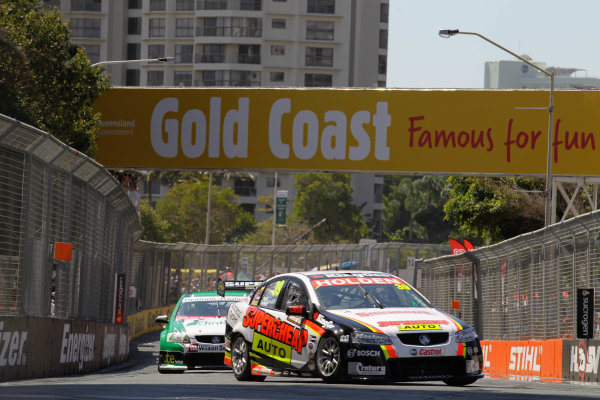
left=387, top=356, right=465, bottom=380
left=195, top=335, right=224, bottom=344
left=397, top=332, right=448, bottom=346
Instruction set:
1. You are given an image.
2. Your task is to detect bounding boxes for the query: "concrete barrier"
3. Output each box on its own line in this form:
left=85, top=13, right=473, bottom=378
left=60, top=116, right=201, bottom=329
left=0, top=317, right=128, bottom=382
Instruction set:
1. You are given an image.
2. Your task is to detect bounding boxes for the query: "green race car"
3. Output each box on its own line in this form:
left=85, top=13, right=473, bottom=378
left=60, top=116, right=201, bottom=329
left=156, top=290, right=248, bottom=373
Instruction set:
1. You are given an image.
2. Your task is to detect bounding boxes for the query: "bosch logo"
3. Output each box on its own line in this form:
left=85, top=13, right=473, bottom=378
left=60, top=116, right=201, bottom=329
left=347, top=349, right=380, bottom=358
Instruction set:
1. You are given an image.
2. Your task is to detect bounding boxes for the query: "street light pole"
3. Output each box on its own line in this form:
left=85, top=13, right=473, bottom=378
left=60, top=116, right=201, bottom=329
left=91, top=57, right=173, bottom=67
left=439, top=29, right=555, bottom=226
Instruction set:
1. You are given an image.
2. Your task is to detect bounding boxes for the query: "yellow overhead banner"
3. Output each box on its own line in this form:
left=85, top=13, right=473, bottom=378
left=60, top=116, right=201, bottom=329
left=94, top=88, right=600, bottom=176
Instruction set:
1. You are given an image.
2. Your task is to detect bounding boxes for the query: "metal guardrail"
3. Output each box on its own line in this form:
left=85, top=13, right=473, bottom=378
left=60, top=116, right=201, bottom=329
left=0, top=114, right=142, bottom=321
left=417, top=211, right=600, bottom=341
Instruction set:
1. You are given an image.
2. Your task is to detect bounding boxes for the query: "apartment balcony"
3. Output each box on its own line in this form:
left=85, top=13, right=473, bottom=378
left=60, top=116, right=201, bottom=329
left=196, top=26, right=262, bottom=38
left=196, top=0, right=262, bottom=11
left=195, top=54, right=261, bottom=64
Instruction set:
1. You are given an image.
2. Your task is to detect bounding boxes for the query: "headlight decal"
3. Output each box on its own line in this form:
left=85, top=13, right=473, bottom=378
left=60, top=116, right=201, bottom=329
left=329, top=312, right=399, bottom=359
left=456, top=342, right=466, bottom=357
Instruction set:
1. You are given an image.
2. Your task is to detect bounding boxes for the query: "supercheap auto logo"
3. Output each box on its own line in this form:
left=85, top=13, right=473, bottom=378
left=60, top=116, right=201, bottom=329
left=242, top=306, right=308, bottom=354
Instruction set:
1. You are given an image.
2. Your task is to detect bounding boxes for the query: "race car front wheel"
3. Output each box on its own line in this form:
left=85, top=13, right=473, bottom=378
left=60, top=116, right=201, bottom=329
left=231, top=335, right=266, bottom=381
left=316, top=335, right=341, bottom=383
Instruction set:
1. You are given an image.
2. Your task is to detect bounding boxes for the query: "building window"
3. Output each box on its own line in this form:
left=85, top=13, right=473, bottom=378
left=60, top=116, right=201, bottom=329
left=174, top=71, right=193, bottom=87
left=304, top=73, right=332, bottom=87
left=272, top=18, right=286, bottom=29
left=175, top=18, right=194, bottom=37
left=126, top=69, right=140, bottom=86
left=305, top=47, right=333, bottom=67
left=71, top=18, right=101, bottom=38
left=306, top=20, right=334, bottom=40
left=378, top=54, right=387, bottom=74
left=201, top=44, right=225, bottom=63
left=71, top=0, right=101, bottom=12
left=198, top=0, right=227, bottom=10
left=128, top=18, right=141, bottom=35
left=234, top=178, right=257, bottom=197
left=148, top=44, right=165, bottom=59
left=128, top=0, right=141, bottom=9
left=82, top=44, right=100, bottom=64
left=149, top=18, right=166, bottom=37
left=266, top=177, right=281, bottom=187
left=307, top=0, right=335, bottom=14
left=379, top=29, right=388, bottom=49
left=176, top=0, right=195, bottom=11
left=380, top=3, right=389, bottom=23
left=238, top=45, right=260, bottom=64
left=147, top=71, right=164, bottom=86
left=240, top=0, right=262, bottom=11
left=271, top=45, right=285, bottom=56
left=202, top=70, right=225, bottom=86
left=175, top=44, right=193, bottom=63
left=127, top=43, right=141, bottom=60
left=231, top=70, right=260, bottom=86
left=149, top=0, right=166, bottom=11
left=270, top=71, right=284, bottom=82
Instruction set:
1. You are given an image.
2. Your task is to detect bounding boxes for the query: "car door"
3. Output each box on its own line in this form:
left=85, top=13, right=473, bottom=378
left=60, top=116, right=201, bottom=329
left=250, top=277, right=288, bottom=369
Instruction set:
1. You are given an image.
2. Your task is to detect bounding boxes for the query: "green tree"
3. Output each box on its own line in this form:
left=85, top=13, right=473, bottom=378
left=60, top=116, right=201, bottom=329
left=444, top=176, right=544, bottom=243
left=0, top=0, right=109, bottom=156
left=383, top=176, right=453, bottom=243
left=293, top=173, right=367, bottom=243
left=139, top=200, right=168, bottom=242
left=155, top=178, right=256, bottom=244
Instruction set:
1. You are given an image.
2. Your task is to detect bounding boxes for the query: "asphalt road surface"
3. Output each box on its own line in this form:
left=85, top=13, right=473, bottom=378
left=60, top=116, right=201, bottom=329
left=1, top=332, right=598, bottom=400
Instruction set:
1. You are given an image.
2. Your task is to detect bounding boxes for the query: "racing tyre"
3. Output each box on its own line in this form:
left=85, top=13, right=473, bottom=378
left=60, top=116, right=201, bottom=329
left=316, top=335, right=341, bottom=383
left=231, top=335, right=266, bottom=381
left=443, top=377, right=479, bottom=386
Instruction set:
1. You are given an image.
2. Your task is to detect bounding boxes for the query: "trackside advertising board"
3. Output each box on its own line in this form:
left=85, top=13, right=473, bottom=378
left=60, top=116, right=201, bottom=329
left=94, top=88, right=600, bottom=176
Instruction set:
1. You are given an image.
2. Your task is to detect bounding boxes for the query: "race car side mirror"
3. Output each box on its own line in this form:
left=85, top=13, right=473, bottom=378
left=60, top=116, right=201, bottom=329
left=155, top=315, right=169, bottom=324
left=286, top=305, right=308, bottom=317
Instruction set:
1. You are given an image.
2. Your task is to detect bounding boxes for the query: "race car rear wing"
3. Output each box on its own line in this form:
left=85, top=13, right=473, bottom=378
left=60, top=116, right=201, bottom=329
left=217, top=280, right=263, bottom=297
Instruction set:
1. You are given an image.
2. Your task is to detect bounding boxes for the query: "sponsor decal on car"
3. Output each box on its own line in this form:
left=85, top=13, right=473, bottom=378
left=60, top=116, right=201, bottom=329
left=242, top=307, right=308, bottom=354
left=348, top=362, right=386, bottom=375
left=315, top=314, right=334, bottom=329
left=398, top=324, right=442, bottom=331
left=311, top=277, right=404, bottom=288
left=410, top=348, right=443, bottom=356
left=252, top=332, right=292, bottom=363
left=347, top=349, right=381, bottom=358
left=378, top=319, right=449, bottom=328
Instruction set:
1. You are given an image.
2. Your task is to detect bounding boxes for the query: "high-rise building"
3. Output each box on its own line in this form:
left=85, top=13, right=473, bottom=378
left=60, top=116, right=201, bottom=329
left=52, top=0, right=389, bottom=239
left=485, top=58, right=600, bottom=89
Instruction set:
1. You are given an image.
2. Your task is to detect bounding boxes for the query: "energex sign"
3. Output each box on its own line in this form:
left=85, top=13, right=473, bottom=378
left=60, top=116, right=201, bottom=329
left=577, top=288, right=594, bottom=339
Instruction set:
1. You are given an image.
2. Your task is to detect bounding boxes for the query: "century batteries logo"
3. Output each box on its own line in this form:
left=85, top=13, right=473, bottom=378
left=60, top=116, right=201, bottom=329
left=242, top=307, right=308, bottom=354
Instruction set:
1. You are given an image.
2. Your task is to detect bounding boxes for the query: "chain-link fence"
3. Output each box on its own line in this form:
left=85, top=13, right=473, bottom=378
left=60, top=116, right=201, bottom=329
left=417, top=211, right=600, bottom=341
left=125, top=241, right=450, bottom=315
left=0, top=114, right=142, bottom=321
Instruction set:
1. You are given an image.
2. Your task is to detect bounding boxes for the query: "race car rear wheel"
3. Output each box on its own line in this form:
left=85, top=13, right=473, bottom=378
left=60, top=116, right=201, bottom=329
left=231, top=335, right=266, bottom=381
left=316, top=335, right=341, bottom=383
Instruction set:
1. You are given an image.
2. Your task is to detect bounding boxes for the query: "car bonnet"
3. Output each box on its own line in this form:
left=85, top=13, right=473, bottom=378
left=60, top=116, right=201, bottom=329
left=326, top=307, right=464, bottom=335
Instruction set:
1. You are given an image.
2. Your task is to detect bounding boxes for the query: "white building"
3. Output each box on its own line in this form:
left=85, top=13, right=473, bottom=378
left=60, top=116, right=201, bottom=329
left=485, top=58, right=600, bottom=89
left=52, top=0, right=388, bottom=239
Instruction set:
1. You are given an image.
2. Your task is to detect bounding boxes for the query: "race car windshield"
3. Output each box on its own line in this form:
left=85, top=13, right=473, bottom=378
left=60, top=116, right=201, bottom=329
left=176, top=300, right=238, bottom=318
left=316, top=284, right=431, bottom=310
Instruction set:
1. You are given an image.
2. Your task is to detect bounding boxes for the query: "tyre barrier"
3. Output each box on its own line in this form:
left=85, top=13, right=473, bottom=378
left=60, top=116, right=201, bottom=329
left=0, top=316, right=128, bottom=382
left=482, top=339, right=600, bottom=383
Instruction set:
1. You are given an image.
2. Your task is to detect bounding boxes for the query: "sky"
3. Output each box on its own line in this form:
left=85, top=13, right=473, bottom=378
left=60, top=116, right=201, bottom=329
left=387, top=0, right=600, bottom=89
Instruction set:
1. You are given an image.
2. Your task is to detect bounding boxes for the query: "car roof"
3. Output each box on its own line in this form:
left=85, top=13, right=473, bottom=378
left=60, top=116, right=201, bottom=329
left=276, top=270, right=398, bottom=280
left=179, top=290, right=247, bottom=300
